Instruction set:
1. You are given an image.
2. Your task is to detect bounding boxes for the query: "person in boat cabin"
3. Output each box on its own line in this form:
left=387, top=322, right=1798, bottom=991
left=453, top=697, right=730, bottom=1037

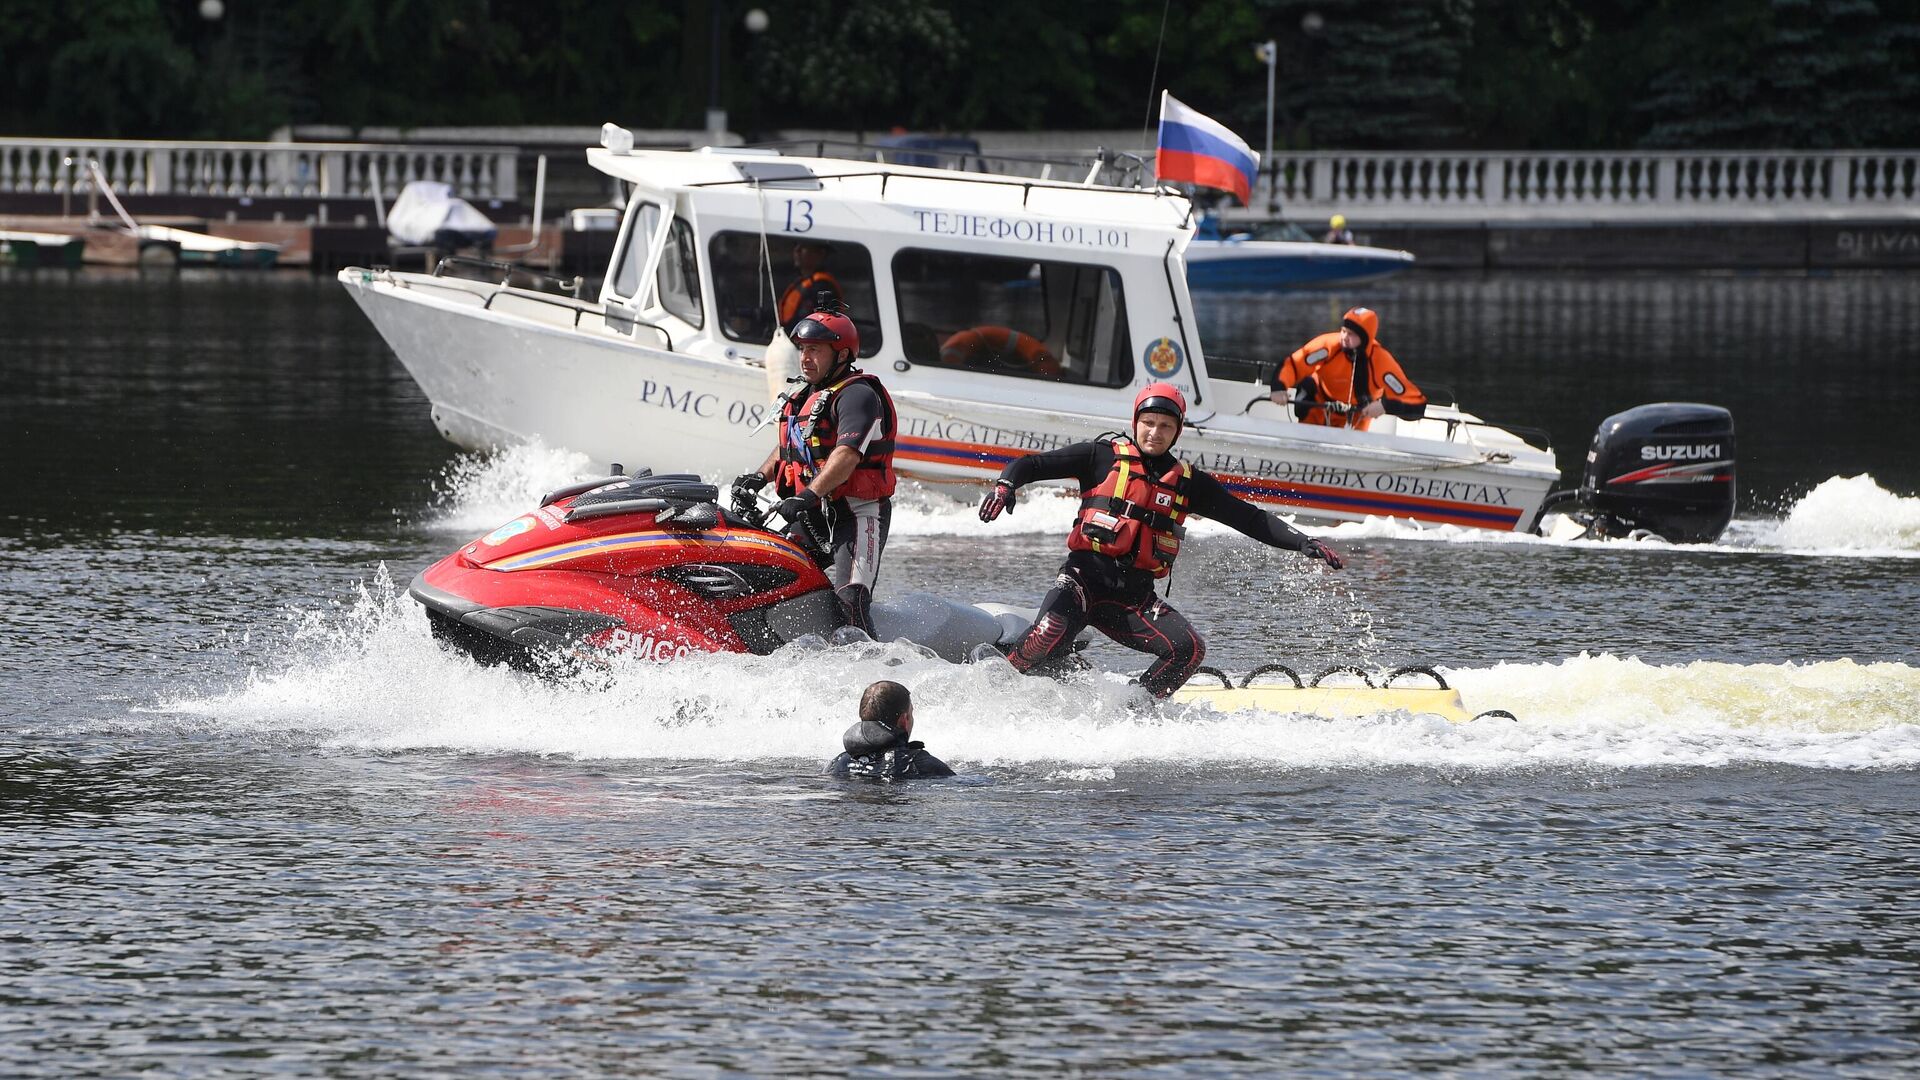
left=736, top=310, right=897, bottom=637
left=977, top=383, right=1345, bottom=699
left=1323, top=213, right=1356, bottom=245
left=826, top=680, right=954, bottom=781
left=778, top=239, right=843, bottom=330
left=1267, top=306, right=1428, bottom=431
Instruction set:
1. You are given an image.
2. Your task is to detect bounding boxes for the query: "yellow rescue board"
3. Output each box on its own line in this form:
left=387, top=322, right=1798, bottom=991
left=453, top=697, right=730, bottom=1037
left=1171, top=684, right=1475, bottom=723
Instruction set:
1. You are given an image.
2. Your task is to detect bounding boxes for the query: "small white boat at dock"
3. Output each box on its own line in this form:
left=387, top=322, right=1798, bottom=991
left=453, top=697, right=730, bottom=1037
left=340, top=128, right=1560, bottom=532
left=0, top=228, right=86, bottom=268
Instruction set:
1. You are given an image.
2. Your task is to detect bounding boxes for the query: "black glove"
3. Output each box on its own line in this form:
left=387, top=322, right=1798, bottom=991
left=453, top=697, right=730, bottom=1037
left=775, top=488, right=822, bottom=523
left=1301, top=538, right=1345, bottom=570
left=978, top=479, right=1016, bottom=522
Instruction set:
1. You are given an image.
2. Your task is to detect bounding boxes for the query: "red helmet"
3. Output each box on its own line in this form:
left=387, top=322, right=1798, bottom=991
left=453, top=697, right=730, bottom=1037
left=1133, top=381, right=1188, bottom=425
left=792, top=311, right=859, bottom=362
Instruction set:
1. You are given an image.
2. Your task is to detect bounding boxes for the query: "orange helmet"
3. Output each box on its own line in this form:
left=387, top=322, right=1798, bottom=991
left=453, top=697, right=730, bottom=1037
left=1133, top=382, right=1188, bottom=426
left=1340, top=307, right=1379, bottom=348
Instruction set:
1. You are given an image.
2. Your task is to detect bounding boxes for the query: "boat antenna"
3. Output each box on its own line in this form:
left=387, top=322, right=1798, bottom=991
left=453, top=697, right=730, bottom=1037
left=1138, top=0, right=1171, bottom=155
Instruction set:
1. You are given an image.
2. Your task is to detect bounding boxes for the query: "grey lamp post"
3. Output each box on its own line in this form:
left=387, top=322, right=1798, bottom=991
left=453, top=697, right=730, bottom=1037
left=1256, top=39, right=1277, bottom=213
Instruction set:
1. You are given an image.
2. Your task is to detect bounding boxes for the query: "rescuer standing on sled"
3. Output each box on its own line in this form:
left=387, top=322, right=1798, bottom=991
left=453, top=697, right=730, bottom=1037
left=734, top=310, right=896, bottom=636
left=976, top=382, right=1345, bottom=699
left=1269, top=306, right=1426, bottom=431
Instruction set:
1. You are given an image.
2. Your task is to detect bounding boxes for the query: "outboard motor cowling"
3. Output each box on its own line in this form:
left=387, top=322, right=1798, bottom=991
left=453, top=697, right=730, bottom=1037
left=1578, top=403, right=1736, bottom=543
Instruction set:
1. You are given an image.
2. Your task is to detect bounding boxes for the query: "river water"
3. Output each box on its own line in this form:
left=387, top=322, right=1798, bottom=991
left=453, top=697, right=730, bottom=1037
left=4, top=268, right=1917, bottom=1077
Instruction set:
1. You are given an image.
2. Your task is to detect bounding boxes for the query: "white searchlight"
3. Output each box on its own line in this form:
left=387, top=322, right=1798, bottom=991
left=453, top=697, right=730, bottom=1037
left=600, top=123, right=634, bottom=155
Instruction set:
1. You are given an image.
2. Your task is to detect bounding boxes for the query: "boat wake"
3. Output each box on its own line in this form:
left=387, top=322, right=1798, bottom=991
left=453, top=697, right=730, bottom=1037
left=141, top=569, right=1920, bottom=773
left=420, top=445, right=1920, bottom=559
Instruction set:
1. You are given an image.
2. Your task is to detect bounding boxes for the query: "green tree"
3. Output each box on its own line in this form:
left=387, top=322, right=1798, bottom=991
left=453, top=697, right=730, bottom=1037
left=1636, top=0, right=1920, bottom=148
left=1, top=0, right=193, bottom=136
left=748, top=1, right=964, bottom=131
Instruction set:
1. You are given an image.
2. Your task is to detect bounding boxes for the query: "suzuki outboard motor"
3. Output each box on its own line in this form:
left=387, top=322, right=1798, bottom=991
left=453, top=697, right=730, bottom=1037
left=1539, top=403, right=1736, bottom=543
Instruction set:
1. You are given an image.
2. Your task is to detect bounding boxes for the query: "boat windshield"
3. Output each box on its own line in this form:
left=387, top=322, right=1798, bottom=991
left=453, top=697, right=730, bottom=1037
left=892, top=249, right=1132, bottom=387
left=707, top=231, right=881, bottom=357
left=1249, top=221, right=1317, bottom=243
left=608, top=203, right=704, bottom=329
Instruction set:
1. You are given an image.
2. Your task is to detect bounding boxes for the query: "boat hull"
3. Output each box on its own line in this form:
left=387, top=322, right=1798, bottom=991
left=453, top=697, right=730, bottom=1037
left=342, top=270, right=1556, bottom=532
left=1185, top=239, right=1415, bottom=290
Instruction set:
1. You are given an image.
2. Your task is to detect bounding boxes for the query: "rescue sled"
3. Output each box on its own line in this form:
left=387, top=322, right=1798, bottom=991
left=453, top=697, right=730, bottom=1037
left=1171, top=664, right=1516, bottom=724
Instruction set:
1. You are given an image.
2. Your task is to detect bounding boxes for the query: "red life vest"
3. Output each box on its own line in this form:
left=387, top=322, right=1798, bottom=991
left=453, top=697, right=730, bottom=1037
left=776, top=370, right=898, bottom=501
left=1067, top=436, right=1192, bottom=577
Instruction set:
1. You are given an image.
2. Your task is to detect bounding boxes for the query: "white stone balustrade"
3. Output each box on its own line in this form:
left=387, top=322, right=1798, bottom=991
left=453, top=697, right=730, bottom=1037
left=1255, top=150, right=1919, bottom=220
left=0, top=138, right=519, bottom=201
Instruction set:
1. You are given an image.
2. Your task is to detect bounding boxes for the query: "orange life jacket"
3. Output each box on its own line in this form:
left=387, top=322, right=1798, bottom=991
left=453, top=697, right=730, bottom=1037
left=1066, top=436, right=1192, bottom=577
left=779, top=270, right=843, bottom=325
left=776, top=370, right=898, bottom=501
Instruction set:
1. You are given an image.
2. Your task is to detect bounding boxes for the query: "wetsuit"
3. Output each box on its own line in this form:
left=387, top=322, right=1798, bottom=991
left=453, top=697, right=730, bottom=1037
left=825, top=721, right=953, bottom=781
left=997, top=438, right=1320, bottom=698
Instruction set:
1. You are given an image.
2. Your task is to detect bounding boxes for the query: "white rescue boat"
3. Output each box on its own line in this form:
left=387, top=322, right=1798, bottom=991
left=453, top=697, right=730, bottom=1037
left=340, top=128, right=1560, bottom=532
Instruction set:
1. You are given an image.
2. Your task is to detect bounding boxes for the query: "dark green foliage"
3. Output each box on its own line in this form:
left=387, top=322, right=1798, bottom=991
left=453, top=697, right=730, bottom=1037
left=1635, top=0, right=1920, bottom=148
left=0, top=0, right=1914, bottom=148
left=1259, top=0, right=1473, bottom=148
left=746, top=1, right=965, bottom=131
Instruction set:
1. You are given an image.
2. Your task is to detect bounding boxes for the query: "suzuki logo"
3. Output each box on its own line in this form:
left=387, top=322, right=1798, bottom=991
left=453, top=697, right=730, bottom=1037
left=1641, top=444, right=1722, bottom=460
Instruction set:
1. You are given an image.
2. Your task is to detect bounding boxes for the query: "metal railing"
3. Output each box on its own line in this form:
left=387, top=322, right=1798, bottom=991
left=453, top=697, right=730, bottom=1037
left=0, top=138, right=519, bottom=200
left=751, top=139, right=1154, bottom=189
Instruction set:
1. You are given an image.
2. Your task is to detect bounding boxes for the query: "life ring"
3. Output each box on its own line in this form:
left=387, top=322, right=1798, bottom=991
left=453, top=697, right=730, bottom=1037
left=939, top=326, right=1060, bottom=377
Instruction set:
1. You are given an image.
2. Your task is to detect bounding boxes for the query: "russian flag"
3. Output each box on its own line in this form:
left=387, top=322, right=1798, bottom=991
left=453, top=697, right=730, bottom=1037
left=1155, top=92, right=1259, bottom=206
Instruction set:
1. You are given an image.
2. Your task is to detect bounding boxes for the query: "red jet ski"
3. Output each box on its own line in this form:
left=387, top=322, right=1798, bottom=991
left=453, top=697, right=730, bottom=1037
left=411, top=471, right=1042, bottom=671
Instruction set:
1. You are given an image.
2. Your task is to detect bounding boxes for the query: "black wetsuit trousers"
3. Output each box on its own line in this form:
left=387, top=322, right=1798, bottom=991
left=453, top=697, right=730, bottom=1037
left=1008, top=555, right=1207, bottom=698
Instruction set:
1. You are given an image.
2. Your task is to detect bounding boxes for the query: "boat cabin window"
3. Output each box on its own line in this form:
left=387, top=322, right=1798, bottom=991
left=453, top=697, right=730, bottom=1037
left=610, top=203, right=661, bottom=300
left=608, top=203, right=704, bottom=329
left=892, top=249, right=1132, bottom=387
left=707, top=232, right=882, bottom=358
left=655, top=218, right=703, bottom=328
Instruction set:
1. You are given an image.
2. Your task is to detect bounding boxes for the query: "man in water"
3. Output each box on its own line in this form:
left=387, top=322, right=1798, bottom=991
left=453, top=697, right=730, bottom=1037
left=778, top=239, right=842, bottom=331
left=1268, top=306, right=1426, bottom=431
left=734, top=310, right=896, bottom=636
left=826, top=680, right=953, bottom=781
left=977, top=382, right=1345, bottom=699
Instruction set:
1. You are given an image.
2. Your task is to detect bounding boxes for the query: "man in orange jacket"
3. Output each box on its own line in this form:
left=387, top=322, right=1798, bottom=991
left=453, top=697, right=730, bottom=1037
left=1268, top=306, right=1426, bottom=431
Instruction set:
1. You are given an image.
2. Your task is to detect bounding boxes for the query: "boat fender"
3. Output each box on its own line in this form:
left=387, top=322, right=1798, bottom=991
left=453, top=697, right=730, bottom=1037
left=765, top=331, right=801, bottom=403
left=842, top=720, right=904, bottom=757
